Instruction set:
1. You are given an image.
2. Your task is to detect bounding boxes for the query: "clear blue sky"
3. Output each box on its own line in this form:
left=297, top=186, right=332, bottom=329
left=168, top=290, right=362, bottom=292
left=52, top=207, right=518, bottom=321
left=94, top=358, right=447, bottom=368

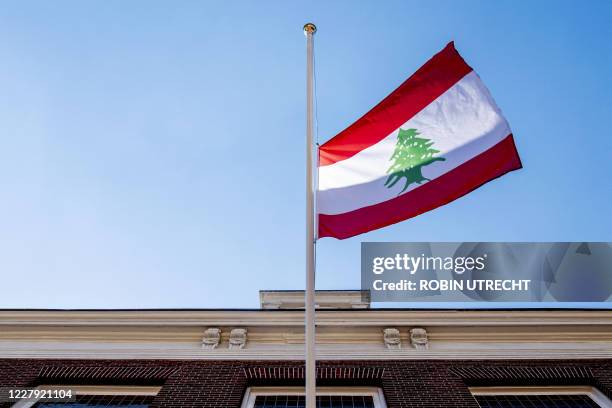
left=0, top=1, right=610, bottom=309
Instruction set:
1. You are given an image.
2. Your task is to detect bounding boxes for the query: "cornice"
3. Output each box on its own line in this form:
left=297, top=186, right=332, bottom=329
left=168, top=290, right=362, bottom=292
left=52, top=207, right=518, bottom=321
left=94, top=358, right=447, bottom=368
left=1, top=309, right=611, bottom=361
left=1, top=309, right=611, bottom=327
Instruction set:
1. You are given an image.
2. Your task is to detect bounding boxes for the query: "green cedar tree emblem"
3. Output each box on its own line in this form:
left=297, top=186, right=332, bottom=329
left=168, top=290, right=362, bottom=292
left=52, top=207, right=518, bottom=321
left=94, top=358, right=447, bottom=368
left=384, top=128, right=445, bottom=193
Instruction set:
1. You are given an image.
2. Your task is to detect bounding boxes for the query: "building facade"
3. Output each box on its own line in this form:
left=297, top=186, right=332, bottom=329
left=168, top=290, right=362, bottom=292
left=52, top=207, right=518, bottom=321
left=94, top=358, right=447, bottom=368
left=1, top=291, right=611, bottom=408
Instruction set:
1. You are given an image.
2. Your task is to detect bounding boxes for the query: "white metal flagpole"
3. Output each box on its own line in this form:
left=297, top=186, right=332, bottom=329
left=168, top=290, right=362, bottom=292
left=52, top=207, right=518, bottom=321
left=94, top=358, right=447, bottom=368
left=303, top=22, right=317, bottom=408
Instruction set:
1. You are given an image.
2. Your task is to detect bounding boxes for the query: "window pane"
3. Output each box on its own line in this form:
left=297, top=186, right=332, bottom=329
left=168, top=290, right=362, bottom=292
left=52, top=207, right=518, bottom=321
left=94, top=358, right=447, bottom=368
left=475, top=394, right=600, bottom=408
left=253, top=395, right=375, bottom=408
left=34, top=395, right=154, bottom=408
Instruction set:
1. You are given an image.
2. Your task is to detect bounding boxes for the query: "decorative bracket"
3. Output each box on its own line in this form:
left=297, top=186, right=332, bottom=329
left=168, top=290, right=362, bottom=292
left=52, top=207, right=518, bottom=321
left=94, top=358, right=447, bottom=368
left=229, top=328, right=248, bottom=350
left=383, top=328, right=401, bottom=350
left=410, top=327, right=428, bottom=350
left=202, top=328, right=221, bottom=350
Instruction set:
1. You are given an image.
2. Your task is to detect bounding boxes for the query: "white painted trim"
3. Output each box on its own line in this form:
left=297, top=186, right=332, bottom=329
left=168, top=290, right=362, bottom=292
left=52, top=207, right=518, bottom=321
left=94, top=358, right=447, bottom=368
left=470, top=386, right=612, bottom=408
left=1, top=309, right=611, bottom=360
left=11, top=385, right=160, bottom=408
left=1, top=340, right=611, bottom=360
left=57, top=385, right=160, bottom=396
left=241, top=386, right=386, bottom=408
left=1, top=310, right=611, bottom=327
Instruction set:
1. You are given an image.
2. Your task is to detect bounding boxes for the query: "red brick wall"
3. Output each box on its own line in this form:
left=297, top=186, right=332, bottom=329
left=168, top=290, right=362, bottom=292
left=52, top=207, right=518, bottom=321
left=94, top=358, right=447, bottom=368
left=1, top=359, right=611, bottom=408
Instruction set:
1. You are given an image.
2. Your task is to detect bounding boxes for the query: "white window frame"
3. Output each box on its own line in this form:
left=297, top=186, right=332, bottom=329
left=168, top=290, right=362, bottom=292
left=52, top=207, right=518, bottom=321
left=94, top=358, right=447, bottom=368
left=241, top=386, right=386, bottom=408
left=470, top=385, right=612, bottom=408
left=11, top=385, right=161, bottom=408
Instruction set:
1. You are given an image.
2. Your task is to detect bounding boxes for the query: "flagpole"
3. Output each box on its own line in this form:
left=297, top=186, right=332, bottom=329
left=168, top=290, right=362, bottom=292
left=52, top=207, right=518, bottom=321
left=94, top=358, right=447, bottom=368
left=303, top=22, right=317, bottom=408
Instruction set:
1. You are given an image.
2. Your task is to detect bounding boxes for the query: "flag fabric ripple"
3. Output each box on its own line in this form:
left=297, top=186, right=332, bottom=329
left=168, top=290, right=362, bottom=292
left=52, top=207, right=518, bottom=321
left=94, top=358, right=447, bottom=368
left=318, top=42, right=522, bottom=239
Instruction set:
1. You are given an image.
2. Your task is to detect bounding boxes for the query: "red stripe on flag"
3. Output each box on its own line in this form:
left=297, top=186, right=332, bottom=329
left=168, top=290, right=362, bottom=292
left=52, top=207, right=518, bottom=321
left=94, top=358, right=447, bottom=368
left=318, top=134, right=522, bottom=239
left=319, top=42, right=473, bottom=167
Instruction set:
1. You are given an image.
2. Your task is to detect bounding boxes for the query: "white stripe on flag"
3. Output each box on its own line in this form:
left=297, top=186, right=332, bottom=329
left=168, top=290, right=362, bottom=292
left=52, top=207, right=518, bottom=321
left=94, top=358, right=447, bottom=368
left=318, top=71, right=511, bottom=215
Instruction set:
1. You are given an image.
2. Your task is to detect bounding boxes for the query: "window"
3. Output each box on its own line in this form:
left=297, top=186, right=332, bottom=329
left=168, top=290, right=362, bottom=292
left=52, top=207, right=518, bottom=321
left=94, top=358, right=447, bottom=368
left=241, top=387, right=386, bottom=408
left=33, top=395, right=154, bottom=407
left=12, top=386, right=160, bottom=408
left=470, top=386, right=612, bottom=408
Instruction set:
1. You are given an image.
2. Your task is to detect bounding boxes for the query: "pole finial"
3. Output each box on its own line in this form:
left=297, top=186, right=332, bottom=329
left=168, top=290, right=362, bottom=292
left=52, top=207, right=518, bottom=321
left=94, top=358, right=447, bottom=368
left=303, top=23, right=317, bottom=36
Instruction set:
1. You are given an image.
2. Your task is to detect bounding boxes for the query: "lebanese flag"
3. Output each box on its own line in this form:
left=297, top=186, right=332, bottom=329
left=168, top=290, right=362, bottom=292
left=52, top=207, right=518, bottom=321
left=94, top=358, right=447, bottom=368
left=318, top=42, right=522, bottom=239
